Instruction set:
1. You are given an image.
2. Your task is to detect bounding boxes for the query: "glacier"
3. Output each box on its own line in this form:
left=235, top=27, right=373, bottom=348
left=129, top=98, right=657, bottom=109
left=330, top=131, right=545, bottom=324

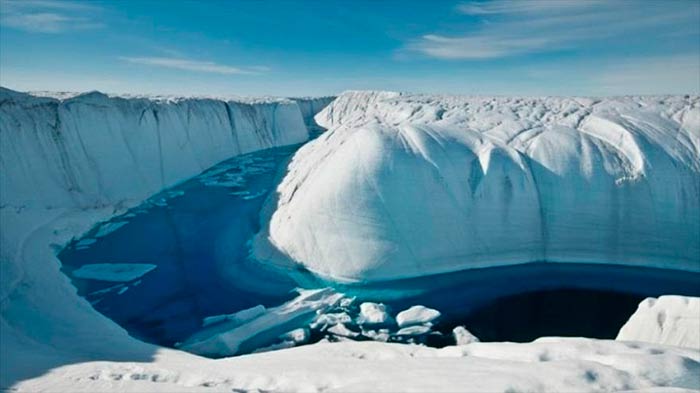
left=254, top=91, right=700, bottom=281
left=2, top=87, right=699, bottom=392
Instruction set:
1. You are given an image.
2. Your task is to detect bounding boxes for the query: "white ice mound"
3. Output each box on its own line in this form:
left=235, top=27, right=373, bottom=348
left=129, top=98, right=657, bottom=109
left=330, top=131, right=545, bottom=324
left=396, top=305, right=441, bottom=328
left=254, top=91, right=700, bottom=281
left=617, top=296, right=700, bottom=349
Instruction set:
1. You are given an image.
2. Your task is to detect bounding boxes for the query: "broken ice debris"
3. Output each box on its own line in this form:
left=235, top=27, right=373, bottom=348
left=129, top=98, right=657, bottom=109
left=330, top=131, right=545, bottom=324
left=357, top=302, right=391, bottom=325
left=201, top=305, right=266, bottom=327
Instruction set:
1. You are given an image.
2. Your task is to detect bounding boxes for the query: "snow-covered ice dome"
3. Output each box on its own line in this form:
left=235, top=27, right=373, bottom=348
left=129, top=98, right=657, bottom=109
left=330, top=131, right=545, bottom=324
left=254, top=91, right=700, bottom=281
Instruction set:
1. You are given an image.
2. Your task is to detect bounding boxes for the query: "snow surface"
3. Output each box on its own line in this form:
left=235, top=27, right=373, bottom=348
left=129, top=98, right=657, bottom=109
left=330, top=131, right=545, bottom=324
left=71, top=263, right=157, bottom=282
left=2, top=88, right=699, bottom=392
left=255, top=91, right=700, bottom=281
left=617, top=296, right=700, bottom=349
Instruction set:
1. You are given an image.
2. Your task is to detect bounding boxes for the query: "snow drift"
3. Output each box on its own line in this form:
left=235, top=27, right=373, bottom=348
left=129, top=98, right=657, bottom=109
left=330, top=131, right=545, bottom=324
left=255, top=91, right=700, bottom=281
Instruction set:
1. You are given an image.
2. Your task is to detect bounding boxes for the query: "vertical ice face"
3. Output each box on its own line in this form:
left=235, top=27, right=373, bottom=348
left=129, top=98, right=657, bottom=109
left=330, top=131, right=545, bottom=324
left=0, top=87, right=310, bottom=210
left=290, top=97, right=336, bottom=128
left=254, top=91, right=700, bottom=281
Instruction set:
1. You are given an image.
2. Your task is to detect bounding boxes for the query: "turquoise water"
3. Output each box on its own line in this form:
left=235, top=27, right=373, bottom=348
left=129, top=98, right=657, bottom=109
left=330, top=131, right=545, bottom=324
left=59, top=142, right=700, bottom=353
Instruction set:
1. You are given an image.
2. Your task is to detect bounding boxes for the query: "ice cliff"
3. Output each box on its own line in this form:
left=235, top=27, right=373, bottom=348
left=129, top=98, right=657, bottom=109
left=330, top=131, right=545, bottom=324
left=0, top=87, right=328, bottom=210
left=255, top=91, right=700, bottom=281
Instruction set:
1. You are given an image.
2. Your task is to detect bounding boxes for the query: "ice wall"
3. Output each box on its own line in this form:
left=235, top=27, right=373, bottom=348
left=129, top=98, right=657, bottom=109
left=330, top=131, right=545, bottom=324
left=291, top=97, right=335, bottom=128
left=0, top=87, right=313, bottom=210
left=255, top=91, right=700, bottom=281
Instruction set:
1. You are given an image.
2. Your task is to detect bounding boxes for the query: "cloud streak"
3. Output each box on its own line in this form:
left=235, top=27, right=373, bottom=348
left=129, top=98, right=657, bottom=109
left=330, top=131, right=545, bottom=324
left=0, top=0, right=103, bottom=33
left=120, top=57, right=267, bottom=75
left=409, top=0, right=700, bottom=60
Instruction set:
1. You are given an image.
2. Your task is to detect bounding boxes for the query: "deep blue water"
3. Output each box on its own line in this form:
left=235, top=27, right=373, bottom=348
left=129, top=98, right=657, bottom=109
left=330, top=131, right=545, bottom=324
left=59, top=144, right=303, bottom=346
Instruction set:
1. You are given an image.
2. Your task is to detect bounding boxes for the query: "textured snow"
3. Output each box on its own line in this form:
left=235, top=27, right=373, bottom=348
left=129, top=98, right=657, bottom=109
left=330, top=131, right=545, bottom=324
left=617, top=296, right=700, bottom=349
left=10, top=338, right=700, bottom=392
left=396, top=305, right=441, bottom=327
left=71, top=263, right=157, bottom=282
left=255, top=91, right=700, bottom=281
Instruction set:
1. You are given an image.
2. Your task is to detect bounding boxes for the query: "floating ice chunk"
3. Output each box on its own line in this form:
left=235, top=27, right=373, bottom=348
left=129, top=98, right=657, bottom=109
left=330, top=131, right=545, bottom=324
left=241, top=189, right=267, bottom=200
left=88, top=284, right=124, bottom=296
left=339, top=297, right=355, bottom=308
left=280, top=328, right=309, bottom=345
left=396, top=305, right=441, bottom=327
left=74, top=238, right=97, bottom=249
left=72, top=263, right=157, bottom=282
left=202, top=305, right=266, bottom=327
left=395, top=325, right=432, bottom=336
left=94, top=221, right=128, bottom=238
left=453, top=326, right=480, bottom=345
left=357, top=302, right=391, bottom=325
left=327, top=323, right=359, bottom=338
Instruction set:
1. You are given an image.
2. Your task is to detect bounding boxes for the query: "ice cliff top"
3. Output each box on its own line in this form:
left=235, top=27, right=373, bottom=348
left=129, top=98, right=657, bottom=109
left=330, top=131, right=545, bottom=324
left=0, top=86, right=304, bottom=105
left=318, top=90, right=699, bottom=132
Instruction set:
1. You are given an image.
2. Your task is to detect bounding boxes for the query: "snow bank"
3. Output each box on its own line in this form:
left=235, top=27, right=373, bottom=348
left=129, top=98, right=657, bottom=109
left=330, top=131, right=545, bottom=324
left=255, top=91, right=700, bottom=281
left=617, top=296, right=700, bottom=349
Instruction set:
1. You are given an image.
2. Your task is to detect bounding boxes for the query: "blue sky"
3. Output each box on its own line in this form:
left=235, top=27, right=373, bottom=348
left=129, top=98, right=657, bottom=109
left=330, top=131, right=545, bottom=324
left=1, top=0, right=699, bottom=96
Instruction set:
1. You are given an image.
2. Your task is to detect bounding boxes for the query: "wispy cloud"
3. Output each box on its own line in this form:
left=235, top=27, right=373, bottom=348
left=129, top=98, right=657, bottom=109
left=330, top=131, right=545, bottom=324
left=409, top=0, right=700, bottom=60
left=120, top=56, right=268, bottom=75
left=0, top=0, right=103, bottom=33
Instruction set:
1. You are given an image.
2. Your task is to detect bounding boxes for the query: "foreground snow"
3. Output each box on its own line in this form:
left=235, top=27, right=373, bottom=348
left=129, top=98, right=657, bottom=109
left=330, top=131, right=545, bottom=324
left=255, top=91, right=700, bottom=281
left=9, top=338, right=700, bottom=392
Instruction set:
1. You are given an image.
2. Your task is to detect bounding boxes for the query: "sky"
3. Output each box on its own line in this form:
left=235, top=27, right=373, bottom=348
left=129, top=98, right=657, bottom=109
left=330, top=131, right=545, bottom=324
left=1, top=0, right=699, bottom=97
